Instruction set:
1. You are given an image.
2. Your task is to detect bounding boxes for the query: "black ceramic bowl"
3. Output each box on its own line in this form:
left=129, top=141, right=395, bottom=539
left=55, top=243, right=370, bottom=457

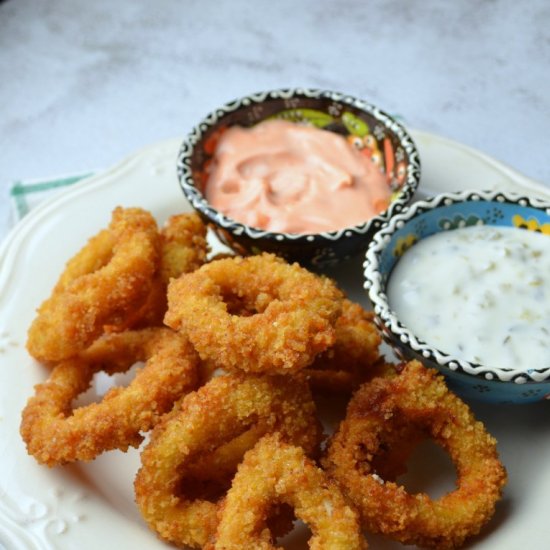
left=177, top=88, right=421, bottom=268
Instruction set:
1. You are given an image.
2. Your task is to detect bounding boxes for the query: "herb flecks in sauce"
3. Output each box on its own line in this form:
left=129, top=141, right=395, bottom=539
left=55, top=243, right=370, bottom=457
left=387, top=225, right=550, bottom=371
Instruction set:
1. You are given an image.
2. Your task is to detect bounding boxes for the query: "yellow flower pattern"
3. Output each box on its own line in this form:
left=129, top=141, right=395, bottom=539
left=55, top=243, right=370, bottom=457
left=512, top=214, right=550, bottom=235
left=393, top=233, right=417, bottom=257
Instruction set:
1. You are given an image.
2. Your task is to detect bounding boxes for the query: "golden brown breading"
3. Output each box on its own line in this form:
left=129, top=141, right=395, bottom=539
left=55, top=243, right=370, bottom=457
left=134, top=373, right=321, bottom=549
left=164, top=253, right=344, bottom=374
left=304, top=299, right=383, bottom=393
left=21, top=328, right=199, bottom=465
left=26, top=207, right=160, bottom=361
left=207, top=433, right=367, bottom=550
left=323, top=360, right=507, bottom=549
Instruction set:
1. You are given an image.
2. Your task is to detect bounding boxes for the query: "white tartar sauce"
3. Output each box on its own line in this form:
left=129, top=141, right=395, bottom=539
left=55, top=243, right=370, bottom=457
left=387, top=225, right=550, bottom=371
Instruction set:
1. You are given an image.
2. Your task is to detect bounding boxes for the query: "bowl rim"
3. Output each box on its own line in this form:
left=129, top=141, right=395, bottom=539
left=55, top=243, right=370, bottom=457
left=363, top=188, right=550, bottom=385
left=175, top=87, right=421, bottom=243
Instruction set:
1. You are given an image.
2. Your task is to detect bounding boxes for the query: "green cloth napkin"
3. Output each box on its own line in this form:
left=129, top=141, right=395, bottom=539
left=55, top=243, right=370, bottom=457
left=10, top=172, right=95, bottom=221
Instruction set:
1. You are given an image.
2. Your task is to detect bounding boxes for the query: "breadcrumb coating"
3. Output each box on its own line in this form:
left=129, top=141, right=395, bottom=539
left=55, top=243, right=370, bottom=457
left=26, top=207, right=160, bottom=361
left=134, top=373, right=322, bottom=548
left=20, top=328, right=199, bottom=465
left=164, top=253, right=344, bottom=374
left=323, top=361, right=507, bottom=549
left=207, top=433, right=367, bottom=549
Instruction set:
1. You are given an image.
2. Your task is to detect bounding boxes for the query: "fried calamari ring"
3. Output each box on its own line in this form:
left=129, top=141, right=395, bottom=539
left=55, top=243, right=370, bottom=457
left=323, top=360, right=507, bottom=549
left=158, top=212, right=208, bottom=282
left=208, top=433, right=367, bottom=550
left=164, top=253, right=343, bottom=374
left=303, top=299, right=382, bottom=393
left=134, top=373, right=321, bottom=549
left=26, top=207, right=160, bottom=362
left=118, top=212, right=209, bottom=329
left=20, top=328, right=199, bottom=466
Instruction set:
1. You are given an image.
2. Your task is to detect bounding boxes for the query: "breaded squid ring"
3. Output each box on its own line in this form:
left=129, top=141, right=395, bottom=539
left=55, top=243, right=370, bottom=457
left=207, top=433, right=367, bottom=550
left=323, top=360, right=507, bottom=549
left=134, top=373, right=321, bottom=549
left=118, top=212, right=209, bottom=329
left=26, top=207, right=160, bottom=362
left=164, top=253, right=343, bottom=374
left=303, top=299, right=382, bottom=393
left=158, top=212, right=208, bottom=282
left=20, top=328, right=199, bottom=466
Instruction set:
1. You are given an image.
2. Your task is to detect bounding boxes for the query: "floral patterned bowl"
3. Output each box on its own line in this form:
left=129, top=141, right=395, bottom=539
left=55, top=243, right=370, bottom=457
left=364, top=189, right=550, bottom=404
left=176, top=88, right=421, bottom=268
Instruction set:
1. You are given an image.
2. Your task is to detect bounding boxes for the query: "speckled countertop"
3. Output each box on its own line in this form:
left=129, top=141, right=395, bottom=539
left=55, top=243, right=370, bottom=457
left=1, top=0, right=549, bottom=241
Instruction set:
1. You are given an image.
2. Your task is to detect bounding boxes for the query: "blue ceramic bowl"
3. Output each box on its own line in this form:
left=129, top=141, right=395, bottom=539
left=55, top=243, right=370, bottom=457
left=363, top=189, right=550, bottom=404
left=177, top=88, right=421, bottom=268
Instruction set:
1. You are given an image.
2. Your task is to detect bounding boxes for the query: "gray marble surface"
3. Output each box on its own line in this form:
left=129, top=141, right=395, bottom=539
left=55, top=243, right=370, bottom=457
left=2, top=0, right=550, bottom=242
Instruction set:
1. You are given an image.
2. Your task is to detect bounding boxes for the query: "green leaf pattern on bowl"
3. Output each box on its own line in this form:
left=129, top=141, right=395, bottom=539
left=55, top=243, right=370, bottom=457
left=342, top=111, right=370, bottom=137
left=270, top=108, right=336, bottom=129
left=271, top=108, right=372, bottom=137
left=438, top=214, right=483, bottom=230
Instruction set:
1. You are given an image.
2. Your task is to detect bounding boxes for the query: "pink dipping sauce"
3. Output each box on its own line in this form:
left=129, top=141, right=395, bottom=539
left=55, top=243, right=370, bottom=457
left=204, top=119, right=391, bottom=233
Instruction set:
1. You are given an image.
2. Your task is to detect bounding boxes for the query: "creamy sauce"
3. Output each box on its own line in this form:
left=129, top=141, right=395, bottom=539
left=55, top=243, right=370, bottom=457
left=205, top=119, right=391, bottom=233
left=387, top=225, right=550, bottom=370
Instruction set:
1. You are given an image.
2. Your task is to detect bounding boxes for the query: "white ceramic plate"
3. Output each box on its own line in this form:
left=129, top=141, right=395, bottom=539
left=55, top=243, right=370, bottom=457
left=1, top=133, right=550, bottom=550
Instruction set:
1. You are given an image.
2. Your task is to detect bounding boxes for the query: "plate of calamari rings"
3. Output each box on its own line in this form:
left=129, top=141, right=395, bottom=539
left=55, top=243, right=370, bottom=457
left=20, top=205, right=506, bottom=550
left=2, top=135, right=550, bottom=549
